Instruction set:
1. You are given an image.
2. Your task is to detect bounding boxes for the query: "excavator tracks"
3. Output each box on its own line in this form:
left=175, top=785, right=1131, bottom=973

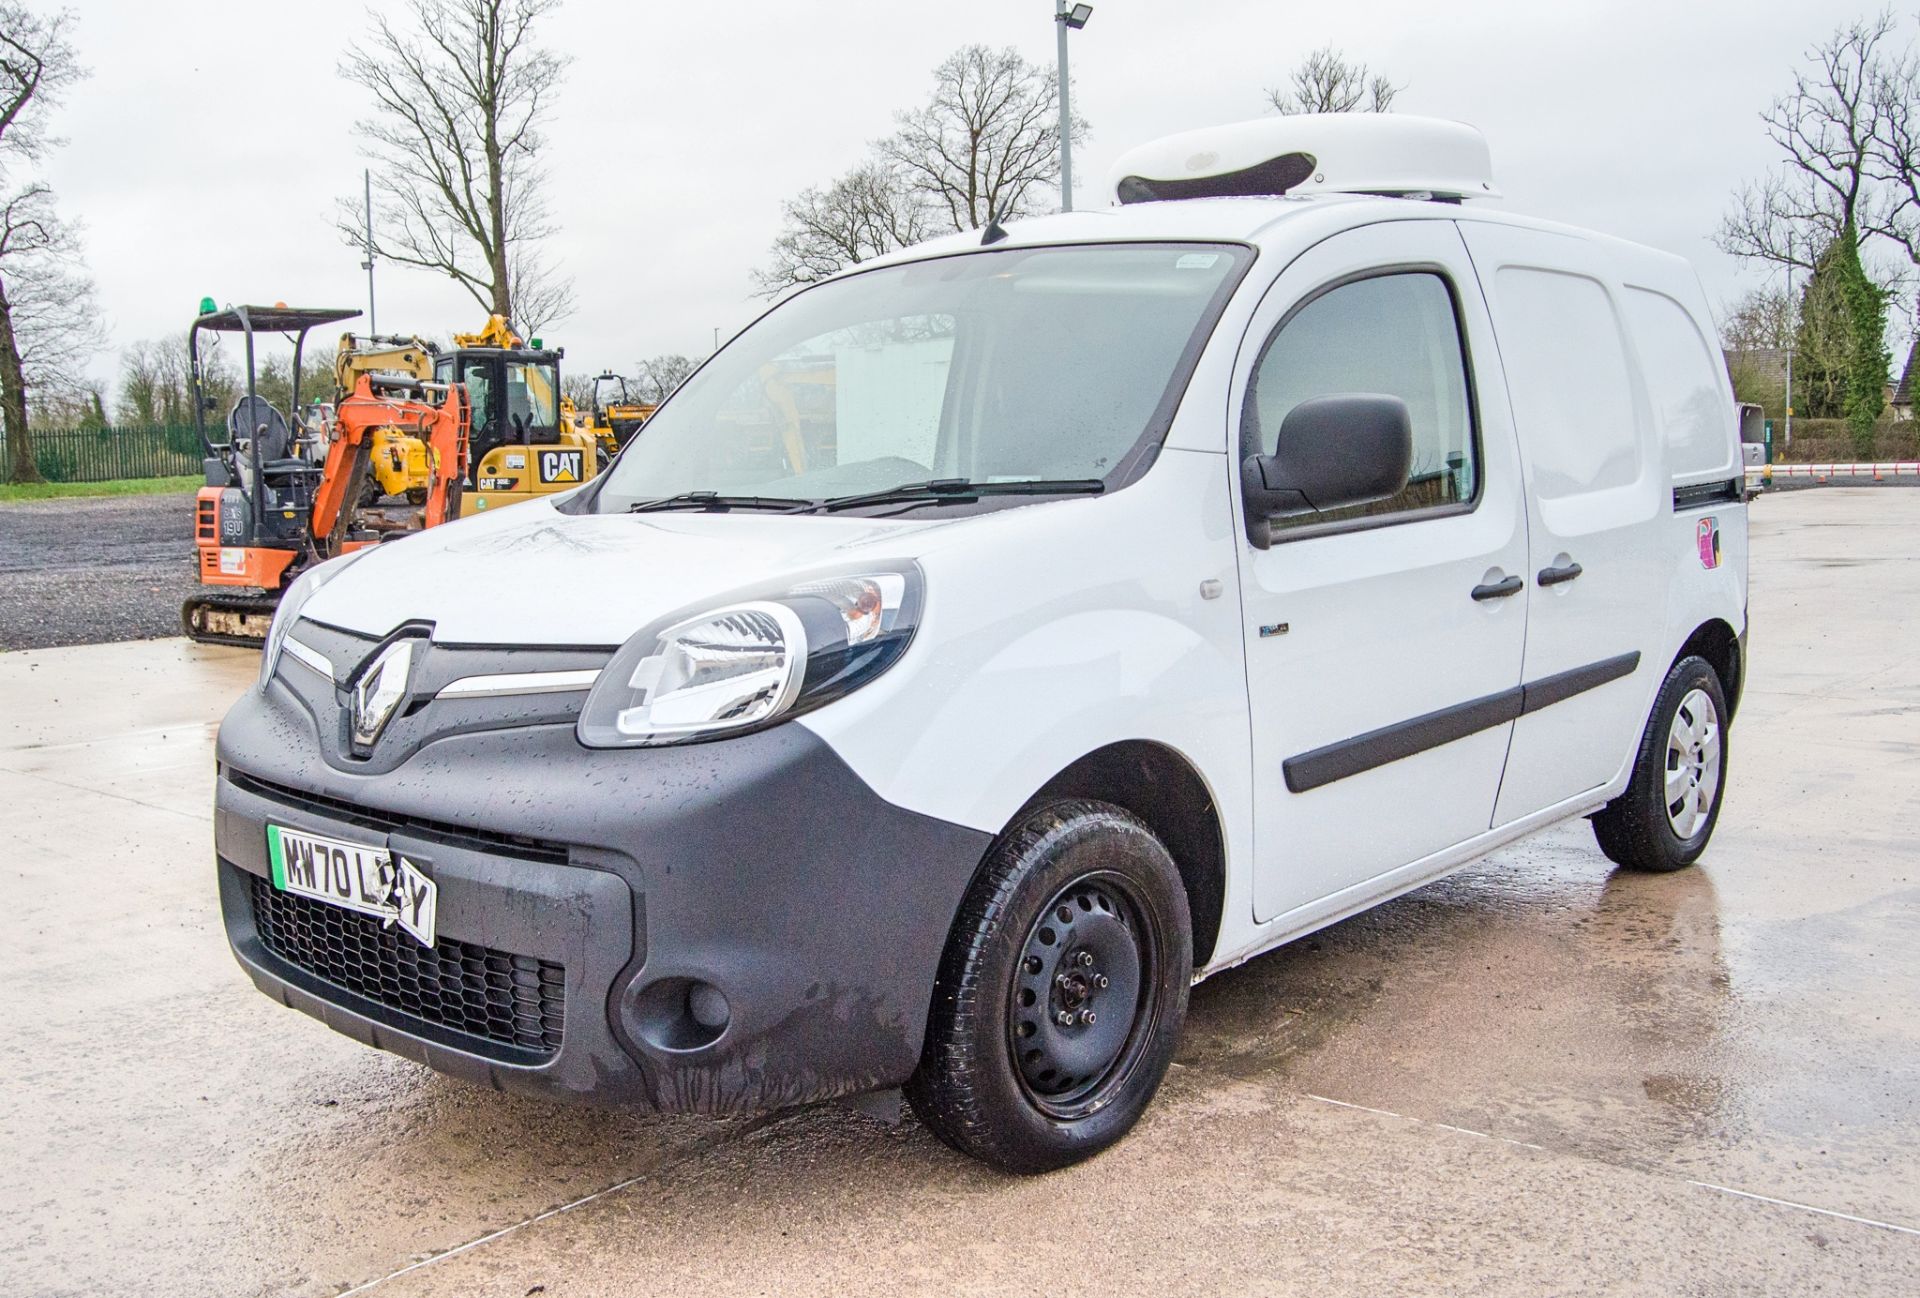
left=182, top=590, right=280, bottom=649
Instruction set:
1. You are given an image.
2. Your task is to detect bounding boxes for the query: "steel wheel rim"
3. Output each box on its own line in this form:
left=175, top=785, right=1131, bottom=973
left=1664, top=687, right=1721, bottom=840
left=1007, top=870, right=1163, bottom=1120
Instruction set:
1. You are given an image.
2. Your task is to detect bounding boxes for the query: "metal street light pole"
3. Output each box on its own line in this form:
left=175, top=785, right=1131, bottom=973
left=362, top=169, right=377, bottom=336
left=1783, top=230, right=1794, bottom=449
left=1055, top=3, right=1092, bottom=212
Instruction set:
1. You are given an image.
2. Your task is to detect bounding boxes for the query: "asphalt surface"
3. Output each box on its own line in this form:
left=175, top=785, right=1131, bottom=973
left=3, top=488, right=1918, bottom=1296
left=0, top=492, right=200, bottom=649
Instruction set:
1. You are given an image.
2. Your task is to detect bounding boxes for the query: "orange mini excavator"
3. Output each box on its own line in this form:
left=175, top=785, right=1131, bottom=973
left=182, top=302, right=469, bottom=647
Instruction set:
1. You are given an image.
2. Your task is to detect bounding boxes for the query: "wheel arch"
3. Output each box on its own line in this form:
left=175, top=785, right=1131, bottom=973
left=1016, top=740, right=1227, bottom=968
left=1673, top=617, right=1743, bottom=721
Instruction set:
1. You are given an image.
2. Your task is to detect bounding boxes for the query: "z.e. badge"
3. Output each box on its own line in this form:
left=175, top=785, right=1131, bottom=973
left=266, top=824, right=438, bottom=947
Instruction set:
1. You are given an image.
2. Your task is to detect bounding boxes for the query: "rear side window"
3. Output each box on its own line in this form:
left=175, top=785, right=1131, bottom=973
left=1246, top=272, right=1476, bottom=531
left=1623, top=288, right=1734, bottom=478
left=1491, top=268, right=1640, bottom=498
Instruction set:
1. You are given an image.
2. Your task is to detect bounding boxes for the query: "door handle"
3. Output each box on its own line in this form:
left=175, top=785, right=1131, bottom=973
left=1471, top=575, right=1524, bottom=601
left=1537, top=561, right=1584, bottom=587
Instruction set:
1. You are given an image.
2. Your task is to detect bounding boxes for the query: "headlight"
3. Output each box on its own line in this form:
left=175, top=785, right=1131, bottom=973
left=259, top=551, right=365, bottom=687
left=577, top=564, right=922, bottom=748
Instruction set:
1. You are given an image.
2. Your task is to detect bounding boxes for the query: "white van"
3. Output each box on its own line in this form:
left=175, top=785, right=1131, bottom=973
left=217, top=116, right=1747, bottom=1173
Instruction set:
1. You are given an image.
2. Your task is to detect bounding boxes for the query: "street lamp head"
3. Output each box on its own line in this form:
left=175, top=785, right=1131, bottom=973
left=1062, top=4, right=1092, bottom=29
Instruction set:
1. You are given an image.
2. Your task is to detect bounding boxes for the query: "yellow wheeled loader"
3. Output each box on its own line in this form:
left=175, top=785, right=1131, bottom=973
left=566, top=372, right=655, bottom=465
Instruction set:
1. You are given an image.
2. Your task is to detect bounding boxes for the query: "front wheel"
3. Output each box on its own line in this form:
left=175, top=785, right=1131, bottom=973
left=907, top=799, right=1191, bottom=1174
left=1592, top=655, right=1729, bottom=872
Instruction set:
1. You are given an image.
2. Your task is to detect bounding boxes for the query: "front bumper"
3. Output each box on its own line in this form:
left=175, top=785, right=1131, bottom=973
left=215, top=678, right=991, bottom=1113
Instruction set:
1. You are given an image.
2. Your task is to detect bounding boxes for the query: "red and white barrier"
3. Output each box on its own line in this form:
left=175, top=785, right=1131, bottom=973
left=1748, top=461, right=1920, bottom=483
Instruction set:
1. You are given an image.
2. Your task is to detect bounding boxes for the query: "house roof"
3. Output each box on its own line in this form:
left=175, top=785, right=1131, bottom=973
left=1895, top=340, right=1920, bottom=406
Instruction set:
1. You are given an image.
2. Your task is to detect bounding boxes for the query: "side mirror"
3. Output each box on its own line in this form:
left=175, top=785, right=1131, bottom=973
left=1240, top=393, right=1413, bottom=549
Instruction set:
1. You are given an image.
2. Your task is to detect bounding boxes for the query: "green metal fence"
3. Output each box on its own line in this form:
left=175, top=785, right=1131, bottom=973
left=0, top=426, right=205, bottom=483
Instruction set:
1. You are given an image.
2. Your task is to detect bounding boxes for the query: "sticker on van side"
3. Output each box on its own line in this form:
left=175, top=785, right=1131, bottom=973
left=1696, top=517, right=1720, bottom=569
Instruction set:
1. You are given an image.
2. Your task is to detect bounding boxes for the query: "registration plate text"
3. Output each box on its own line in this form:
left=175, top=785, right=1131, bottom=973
left=266, top=824, right=437, bottom=947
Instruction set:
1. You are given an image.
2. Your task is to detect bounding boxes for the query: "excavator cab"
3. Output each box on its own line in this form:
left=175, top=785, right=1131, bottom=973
left=435, top=316, right=601, bottom=514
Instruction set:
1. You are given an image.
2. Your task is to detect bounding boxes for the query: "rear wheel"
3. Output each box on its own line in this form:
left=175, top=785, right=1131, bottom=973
left=906, top=799, right=1191, bottom=1174
left=1592, top=655, right=1728, bottom=872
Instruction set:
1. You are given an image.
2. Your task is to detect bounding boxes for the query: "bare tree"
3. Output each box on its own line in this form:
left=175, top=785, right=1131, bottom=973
left=1719, top=286, right=1800, bottom=351
left=1717, top=13, right=1894, bottom=273
left=4, top=189, right=103, bottom=395
left=631, top=353, right=694, bottom=403
left=1867, top=25, right=1920, bottom=273
left=0, top=4, right=96, bottom=480
left=753, top=160, right=932, bottom=296
left=340, top=0, right=571, bottom=331
left=880, top=45, right=1083, bottom=234
left=28, top=374, right=100, bottom=427
left=509, top=245, right=569, bottom=337
left=1266, top=46, right=1401, bottom=115
left=117, top=338, right=189, bottom=425
left=119, top=335, right=237, bottom=426
left=755, top=45, right=1083, bottom=293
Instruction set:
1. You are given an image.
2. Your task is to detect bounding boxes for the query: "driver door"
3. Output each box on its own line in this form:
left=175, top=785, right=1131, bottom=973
left=1234, top=221, right=1530, bottom=924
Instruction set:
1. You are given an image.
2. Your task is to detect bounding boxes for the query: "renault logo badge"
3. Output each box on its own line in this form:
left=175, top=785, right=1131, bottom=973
left=351, top=639, right=415, bottom=749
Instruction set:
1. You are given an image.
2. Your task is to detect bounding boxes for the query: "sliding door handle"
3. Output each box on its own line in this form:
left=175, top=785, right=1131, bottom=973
left=1471, top=575, right=1524, bottom=601
left=1538, top=561, right=1584, bottom=587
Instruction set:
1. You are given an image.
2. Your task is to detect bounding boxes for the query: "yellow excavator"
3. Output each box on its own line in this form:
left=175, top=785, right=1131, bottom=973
left=434, top=315, right=604, bottom=515
left=331, top=333, right=441, bottom=505
left=330, top=315, right=604, bottom=516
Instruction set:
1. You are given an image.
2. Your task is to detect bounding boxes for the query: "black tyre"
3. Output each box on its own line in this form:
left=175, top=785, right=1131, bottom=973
left=1592, top=655, right=1729, bottom=872
left=906, top=799, right=1192, bottom=1174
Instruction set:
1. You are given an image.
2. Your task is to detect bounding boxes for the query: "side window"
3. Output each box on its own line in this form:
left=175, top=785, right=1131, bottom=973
left=1622, top=287, right=1734, bottom=478
left=1247, top=272, right=1477, bottom=530
left=1490, top=267, right=1639, bottom=498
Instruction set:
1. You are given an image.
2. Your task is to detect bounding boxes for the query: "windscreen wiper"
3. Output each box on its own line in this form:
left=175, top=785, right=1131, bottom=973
left=816, top=478, right=1106, bottom=513
left=628, top=491, right=814, bottom=514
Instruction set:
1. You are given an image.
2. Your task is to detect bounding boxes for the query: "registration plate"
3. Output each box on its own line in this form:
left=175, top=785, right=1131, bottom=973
left=266, top=824, right=438, bottom=948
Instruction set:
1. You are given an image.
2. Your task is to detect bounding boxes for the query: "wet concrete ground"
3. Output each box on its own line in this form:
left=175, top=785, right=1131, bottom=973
left=4, top=487, right=1917, bottom=1296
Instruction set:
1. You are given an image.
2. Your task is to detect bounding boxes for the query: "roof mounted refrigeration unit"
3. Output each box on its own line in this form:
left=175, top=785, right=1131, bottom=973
left=1108, top=113, right=1501, bottom=205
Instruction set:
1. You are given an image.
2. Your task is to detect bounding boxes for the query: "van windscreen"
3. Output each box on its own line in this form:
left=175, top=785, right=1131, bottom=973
left=589, top=243, right=1249, bottom=512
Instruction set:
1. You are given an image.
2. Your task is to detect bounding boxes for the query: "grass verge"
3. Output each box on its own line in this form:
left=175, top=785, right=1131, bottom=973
left=0, top=475, right=202, bottom=502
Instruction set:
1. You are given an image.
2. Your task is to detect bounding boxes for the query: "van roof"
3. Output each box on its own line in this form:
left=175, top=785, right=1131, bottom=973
left=857, top=194, right=1694, bottom=289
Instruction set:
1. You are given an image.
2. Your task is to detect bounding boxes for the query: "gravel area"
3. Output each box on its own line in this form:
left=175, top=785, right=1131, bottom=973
left=0, top=493, right=202, bottom=650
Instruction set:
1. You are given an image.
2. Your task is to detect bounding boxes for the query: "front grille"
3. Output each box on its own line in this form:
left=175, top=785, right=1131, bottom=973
left=250, top=875, right=565, bottom=1059
left=228, top=770, right=570, bottom=865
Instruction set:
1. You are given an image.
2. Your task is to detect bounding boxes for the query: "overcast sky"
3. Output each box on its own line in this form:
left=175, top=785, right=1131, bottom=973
left=47, top=0, right=1845, bottom=390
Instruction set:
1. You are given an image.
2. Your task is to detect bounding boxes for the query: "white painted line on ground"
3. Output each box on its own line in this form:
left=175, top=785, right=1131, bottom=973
left=1686, top=1181, right=1920, bottom=1239
left=335, top=1118, right=775, bottom=1295
left=1305, top=1093, right=1402, bottom=1120
left=1306, top=1094, right=1545, bottom=1152
left=333, top=1169, right=657, bottom=1297
left=1306, top=1093, right=1919, bottom=1238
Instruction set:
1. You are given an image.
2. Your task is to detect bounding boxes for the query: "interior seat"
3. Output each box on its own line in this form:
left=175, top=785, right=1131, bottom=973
left=227, top=395, right=314, bottom=479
